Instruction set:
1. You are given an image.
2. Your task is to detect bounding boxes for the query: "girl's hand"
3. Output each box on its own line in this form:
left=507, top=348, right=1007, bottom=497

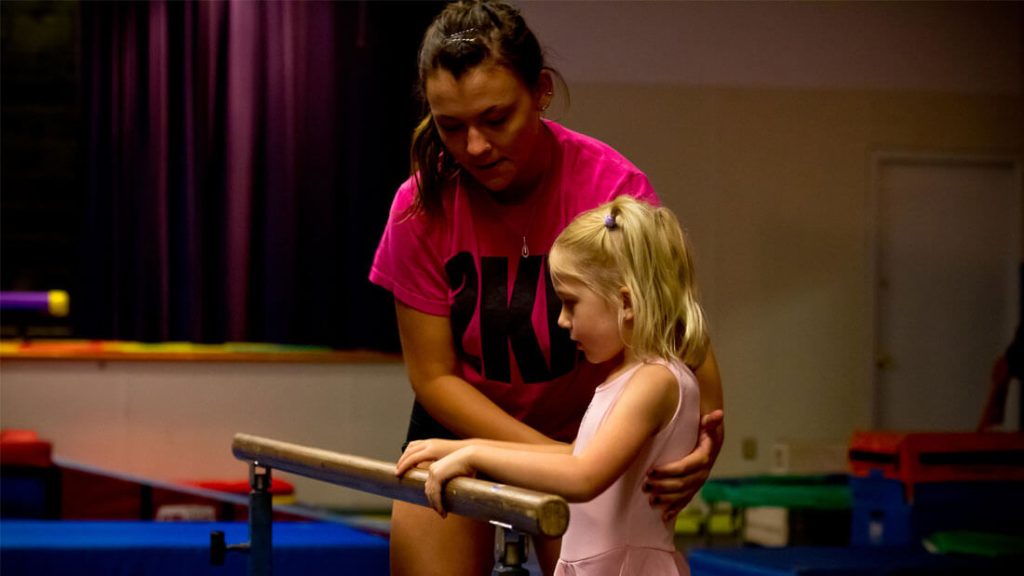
left=644, top=410, right=724, bottom=521
left=424, top=447, right=479, bottom=517
left=395, top=439, right=465, bottom=477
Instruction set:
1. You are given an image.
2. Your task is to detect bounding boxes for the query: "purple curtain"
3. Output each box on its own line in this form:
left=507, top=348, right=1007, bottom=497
left=79, top=0, right=439, bottom=348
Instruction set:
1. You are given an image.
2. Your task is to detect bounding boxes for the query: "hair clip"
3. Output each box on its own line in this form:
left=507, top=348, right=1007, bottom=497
left=445, top=28, right=479, bottom=43
left=604, top=214, right=617, bottom=229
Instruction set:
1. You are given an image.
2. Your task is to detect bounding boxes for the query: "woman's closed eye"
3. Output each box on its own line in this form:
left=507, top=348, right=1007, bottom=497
left=437, top=121, right=465, bottom=134
left=485, top=115, right=508, bottom=127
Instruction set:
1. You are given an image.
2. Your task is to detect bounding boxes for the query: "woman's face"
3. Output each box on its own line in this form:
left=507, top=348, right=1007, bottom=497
left=425, top=62, right=551, bottom=198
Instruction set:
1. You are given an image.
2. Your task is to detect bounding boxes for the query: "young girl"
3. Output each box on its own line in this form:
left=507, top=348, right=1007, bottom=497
left=395, top=195, right=709, bottom=576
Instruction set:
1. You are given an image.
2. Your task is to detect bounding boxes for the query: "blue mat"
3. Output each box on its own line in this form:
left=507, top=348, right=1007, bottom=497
left=688, top=545, right=1021, bottom=576
left=1, top=520, right=388, bottom=575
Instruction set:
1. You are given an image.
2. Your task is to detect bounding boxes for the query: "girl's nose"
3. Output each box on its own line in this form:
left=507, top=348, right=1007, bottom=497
left=557, top=309, right=571, bottom=330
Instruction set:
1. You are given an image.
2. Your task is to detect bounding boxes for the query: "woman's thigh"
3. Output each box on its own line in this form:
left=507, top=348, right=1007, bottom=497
left=532, top=536, right=562, bottom=576
left=390, top=500, right=496, bottom=576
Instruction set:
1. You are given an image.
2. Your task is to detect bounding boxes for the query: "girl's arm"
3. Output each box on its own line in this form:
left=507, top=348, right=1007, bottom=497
left=396, top=437, right=572, bottom=477
left=422, top=363, right=679, bottom=515
left=396, top=301, right=556, bottom=444
left=645, top=344, right=725, bottom=519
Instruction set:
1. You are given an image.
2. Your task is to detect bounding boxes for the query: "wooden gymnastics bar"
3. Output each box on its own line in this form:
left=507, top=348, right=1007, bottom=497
left=231, top=433, right=570, bottom=538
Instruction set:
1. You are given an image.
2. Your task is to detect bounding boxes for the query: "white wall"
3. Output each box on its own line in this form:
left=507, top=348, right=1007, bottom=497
left=0, top=359, right=412, bottom=509
left=2, top=1, right=1022, bottom=509
left=519, top=0, right=1023, bottom=476
left=520, top=1, right=1020, bottom=93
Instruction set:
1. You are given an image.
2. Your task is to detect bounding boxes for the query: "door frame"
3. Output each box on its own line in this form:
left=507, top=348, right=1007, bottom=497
left=866, top=151, right=1022, bottom=429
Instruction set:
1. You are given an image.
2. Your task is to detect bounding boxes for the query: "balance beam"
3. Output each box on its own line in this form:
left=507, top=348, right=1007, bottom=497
left=231, top=433, right=569, bottom=539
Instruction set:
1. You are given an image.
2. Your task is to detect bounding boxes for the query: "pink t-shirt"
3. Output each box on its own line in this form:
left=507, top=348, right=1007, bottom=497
left=555, top=359, right=699, bottom=576
left=370, top=120, right=658, bottom=441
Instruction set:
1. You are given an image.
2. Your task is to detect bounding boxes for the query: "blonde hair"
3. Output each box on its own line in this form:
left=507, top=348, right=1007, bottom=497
left=548, top=196, right=709, bottom=368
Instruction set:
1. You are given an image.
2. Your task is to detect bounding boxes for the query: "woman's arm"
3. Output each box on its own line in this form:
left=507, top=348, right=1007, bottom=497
left=979, top=354, right=1012, bottom=431
left=645, top=344, right=725, bottom=519
left=422, top=364, right=679, bottom=515
left=695, top=345, right=724, bottom=417
left=396, top=301, right=555, bottom=444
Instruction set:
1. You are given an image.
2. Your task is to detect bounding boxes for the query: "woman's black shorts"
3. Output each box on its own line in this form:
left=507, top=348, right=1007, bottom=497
left=401, top=401, right=459, bottom=453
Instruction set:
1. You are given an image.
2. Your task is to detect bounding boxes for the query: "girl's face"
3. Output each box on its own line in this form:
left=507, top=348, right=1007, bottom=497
left=425, top=62, right=552, bottom=199
left=553, top=276, right=630, bottom=365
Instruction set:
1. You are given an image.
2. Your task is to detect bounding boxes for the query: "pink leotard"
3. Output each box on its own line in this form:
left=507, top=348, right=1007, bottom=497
left=555, top=359, right=699, bottom=576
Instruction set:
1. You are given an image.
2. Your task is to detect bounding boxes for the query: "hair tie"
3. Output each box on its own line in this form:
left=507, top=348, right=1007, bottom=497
left=604, top=214, right=617, bottom=229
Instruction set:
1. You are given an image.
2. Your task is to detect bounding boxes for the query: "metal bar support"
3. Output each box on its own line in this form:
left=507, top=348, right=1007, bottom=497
left=248, top=462, right=273, bottom=576
left=493, top=526, right=530, bottom=576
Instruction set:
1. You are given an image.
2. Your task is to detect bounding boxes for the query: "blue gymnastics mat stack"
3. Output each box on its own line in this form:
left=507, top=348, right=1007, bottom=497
left=0, top=520, right=389, bottom=576
left=686, top=431, right=1024, bottom=575
left=847, top=431, right=1024, bottom=548
left=688, top=544, right=1020, bottom=576
left=1, top=429, right=390, bottom=575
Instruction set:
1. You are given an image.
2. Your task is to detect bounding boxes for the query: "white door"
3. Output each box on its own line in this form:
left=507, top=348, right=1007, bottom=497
left=874, top=157, right=1020, bottom=431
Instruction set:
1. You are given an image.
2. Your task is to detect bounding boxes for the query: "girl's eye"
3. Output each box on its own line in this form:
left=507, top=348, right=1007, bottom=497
left=485, top=115, right=508, bottom=127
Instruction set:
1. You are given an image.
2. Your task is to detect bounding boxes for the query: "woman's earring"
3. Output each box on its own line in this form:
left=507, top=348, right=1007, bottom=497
left=541, top=91, right=554, bottom=112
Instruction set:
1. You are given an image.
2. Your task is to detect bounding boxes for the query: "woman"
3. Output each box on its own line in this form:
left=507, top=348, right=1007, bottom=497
left=370, top=2, right=724, bottom=574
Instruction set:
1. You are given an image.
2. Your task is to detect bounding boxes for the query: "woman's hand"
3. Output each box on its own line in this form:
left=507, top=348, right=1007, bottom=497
left=424, top=447, right=479, bottom=517
left=395, top=439, right=466, bottom=477
left=644, top=410, right=724, bottom=521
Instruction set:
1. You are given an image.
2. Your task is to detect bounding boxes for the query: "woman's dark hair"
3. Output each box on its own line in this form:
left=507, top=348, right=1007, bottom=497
left=407, top=0, right=548, bottom=218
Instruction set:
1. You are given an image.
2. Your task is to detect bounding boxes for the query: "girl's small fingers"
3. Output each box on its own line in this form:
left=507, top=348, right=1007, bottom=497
left=395, top=456, right=410, bottom=476
left=433, top=500, right=447, bottom=518
left=426, top=486, right=446, bottom=518
left=395, top=453, right=418, bottom=476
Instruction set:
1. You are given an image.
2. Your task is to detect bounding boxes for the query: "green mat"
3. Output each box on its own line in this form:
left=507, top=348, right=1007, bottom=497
left=700, top=474, right=851, bottom=510
left=924, top=531, right=1024, bottom=558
